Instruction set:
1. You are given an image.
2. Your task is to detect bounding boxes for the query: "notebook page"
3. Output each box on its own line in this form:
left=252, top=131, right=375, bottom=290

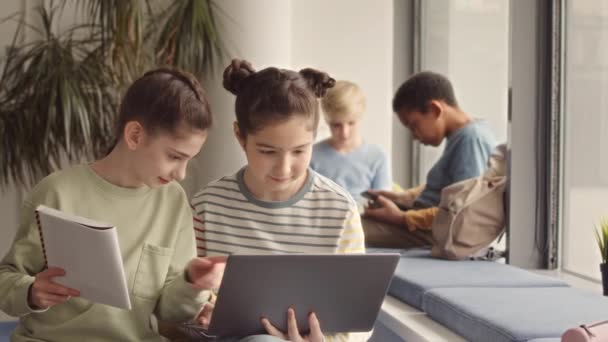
left=37, top=209, right=131, bottom=310
left=37, top=205, right=113, bottom=229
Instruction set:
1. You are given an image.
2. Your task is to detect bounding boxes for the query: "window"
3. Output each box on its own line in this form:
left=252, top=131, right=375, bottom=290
left=417, top=0, right=509, bottom=180
left=561, top=0, right=608, bottom=282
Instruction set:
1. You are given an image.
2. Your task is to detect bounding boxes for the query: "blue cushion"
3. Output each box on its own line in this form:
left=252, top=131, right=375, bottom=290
left=388, top=251, right=568, bottom=309
left=0, top=321, right=17, bottom=342
left=423, top=287, right=608, bottom=342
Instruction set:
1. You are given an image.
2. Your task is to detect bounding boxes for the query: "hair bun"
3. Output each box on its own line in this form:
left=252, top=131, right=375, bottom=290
left=223, top=59, right=256, bottom=95
left=299, top=68, right=336, bottom=98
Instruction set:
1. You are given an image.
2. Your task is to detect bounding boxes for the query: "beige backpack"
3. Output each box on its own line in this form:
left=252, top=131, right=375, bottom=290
left=430, top=144, right=508, bottom=260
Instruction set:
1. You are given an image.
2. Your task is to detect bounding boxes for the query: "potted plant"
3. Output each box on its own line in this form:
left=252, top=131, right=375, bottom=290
left=0, top=0, right=225, bottom=189
left=594, top=219, right=608, bottom=295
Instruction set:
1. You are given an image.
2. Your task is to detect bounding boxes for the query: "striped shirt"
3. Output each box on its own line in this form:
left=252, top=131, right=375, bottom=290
left=192, top=168, right=365, bottom=256
left=191, top=168, right=368, bottom=342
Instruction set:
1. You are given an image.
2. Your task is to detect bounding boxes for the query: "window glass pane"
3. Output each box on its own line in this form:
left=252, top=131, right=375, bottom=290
left=418, top=0, right=509, bottom=179
left=562, top=0, right=608, bottom=281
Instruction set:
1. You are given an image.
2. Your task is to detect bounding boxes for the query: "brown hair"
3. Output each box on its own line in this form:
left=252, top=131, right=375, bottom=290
left=222, top=59, right=335, bottom=137
left=116, top=68, right=212, bottom=139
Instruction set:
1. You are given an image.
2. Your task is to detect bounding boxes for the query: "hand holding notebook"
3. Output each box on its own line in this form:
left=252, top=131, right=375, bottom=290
left=29, top=267, right=81, bottom=309
left=35, top=205, right=131, bottom=310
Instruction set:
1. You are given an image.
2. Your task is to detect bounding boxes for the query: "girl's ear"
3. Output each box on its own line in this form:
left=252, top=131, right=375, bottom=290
left=124, top=121, right=145, bottom=150
left=233, top=121, right=246, bottom=150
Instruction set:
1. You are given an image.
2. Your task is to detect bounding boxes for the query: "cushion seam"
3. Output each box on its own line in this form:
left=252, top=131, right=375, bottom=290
left=425, top=292, right=523, bottom=342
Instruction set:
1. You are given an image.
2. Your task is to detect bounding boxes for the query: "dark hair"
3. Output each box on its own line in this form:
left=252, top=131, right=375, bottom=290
left=392, top=71, right=458, bottom=113
left=222, top=59, right=335, bottom=137
left=116, top=68, right=212, bottom=138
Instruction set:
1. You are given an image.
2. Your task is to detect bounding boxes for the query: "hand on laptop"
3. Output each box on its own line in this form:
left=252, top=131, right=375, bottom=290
left=197, top=301, right=214, bottom=329
left=186, top=256, right=227, bottom=291
left=261, top=307, right=324, bottom=342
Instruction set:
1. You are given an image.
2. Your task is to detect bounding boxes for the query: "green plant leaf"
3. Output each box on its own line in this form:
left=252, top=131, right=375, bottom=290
left=0, top=0, right=224, bottom=190
left=0, top=3, right=116, bottom=189
left=595, top=219, right=608, bottom=264
left=152, top=0, right=226, bottom=77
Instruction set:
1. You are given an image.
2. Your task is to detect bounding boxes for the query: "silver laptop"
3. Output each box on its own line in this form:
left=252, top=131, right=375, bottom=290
left=208, top=253, right=400, bottom=337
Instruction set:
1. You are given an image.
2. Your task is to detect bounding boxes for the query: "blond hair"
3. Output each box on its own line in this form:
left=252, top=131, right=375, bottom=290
left=321, top=80, right=366, bottom=121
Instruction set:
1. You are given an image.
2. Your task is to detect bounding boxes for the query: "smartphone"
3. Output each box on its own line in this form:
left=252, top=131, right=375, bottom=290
left=361, top=191, right=381, bottom=209
left=361, top=191, right=410, bottom=211
left=360, top=191, right=378, bottom=200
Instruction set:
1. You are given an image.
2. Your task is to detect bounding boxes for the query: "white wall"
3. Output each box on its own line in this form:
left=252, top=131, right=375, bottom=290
left=0, top=1, right=27, bottom=257
left=561, top=1, right=608, bottom=280
left=184, top=0, right=397, bottom=193
left=291, top=0, right=394, bottom=162
left=0, top=185, right=21, bottom=258
left=508, top=0, right=544, bottom=268
left=0, top=0, right=27, bottom=322
left=0, top=0, right=83, bottom=259
left=0, top=0, right=401, bottom=256
left=0, top=0, right=399, bottom=323
left=392, top=0, right=414, bottom=188
left=181, top=0, right=292, bottom=196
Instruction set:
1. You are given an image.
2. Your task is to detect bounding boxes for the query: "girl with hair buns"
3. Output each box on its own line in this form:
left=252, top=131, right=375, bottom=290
left=190, top=59, right=367, bottom=342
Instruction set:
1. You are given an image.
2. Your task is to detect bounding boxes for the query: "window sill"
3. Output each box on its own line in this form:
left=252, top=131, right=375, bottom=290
left=376, top=296, right=466, bottom=342
left=376, top=269, right=604, bottom=342
left=529, top=269, right=603, bottom=294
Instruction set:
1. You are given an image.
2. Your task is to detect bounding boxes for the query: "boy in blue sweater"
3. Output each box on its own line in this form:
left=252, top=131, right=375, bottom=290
left=363, top=71, right=496, bottom=248
left=311, top=80, right=391, bottom=205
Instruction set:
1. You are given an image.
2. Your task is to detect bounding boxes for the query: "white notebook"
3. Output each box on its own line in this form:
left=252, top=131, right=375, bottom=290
left=35, top=205, right=131, bottom=310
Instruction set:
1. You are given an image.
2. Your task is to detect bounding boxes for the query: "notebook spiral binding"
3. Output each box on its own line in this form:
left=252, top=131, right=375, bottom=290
left=35, top=210, right=48, bottom=269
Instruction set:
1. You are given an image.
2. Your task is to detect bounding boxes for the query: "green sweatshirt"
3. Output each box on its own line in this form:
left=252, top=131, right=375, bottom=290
left=0, top=164, right=208, bottom=341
